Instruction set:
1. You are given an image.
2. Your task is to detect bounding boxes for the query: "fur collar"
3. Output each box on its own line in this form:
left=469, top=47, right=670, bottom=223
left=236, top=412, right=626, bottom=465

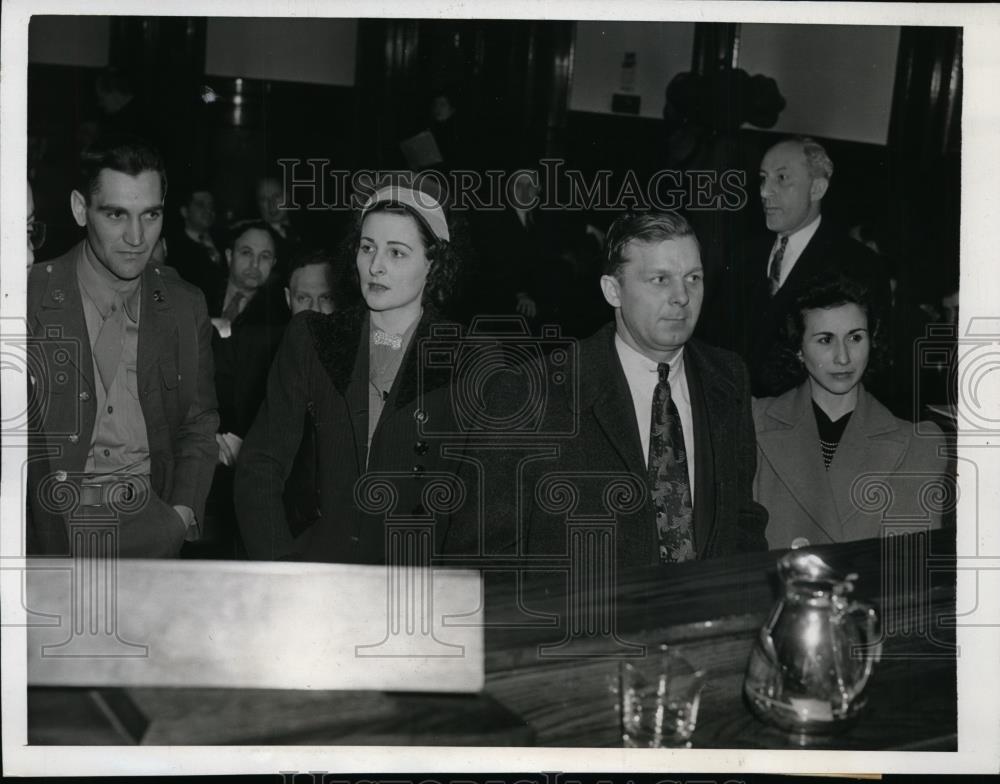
left=306, top=303, right=455, bottom=409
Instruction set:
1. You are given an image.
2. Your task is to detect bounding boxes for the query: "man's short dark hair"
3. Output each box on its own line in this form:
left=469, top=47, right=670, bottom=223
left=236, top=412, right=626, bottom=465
left=288, top=248, right=352, bottom=309
left=77, top=135, right=167, bottom=204
left=224, top=219, right=278, bottom=253
left=602, top=210, right=699, bottom=278
left=177, top=184, right=214, bottom=211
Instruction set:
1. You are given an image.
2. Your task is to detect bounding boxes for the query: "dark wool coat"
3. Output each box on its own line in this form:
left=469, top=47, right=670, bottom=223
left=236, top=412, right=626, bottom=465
left=234, top=305, right=469, bottom=563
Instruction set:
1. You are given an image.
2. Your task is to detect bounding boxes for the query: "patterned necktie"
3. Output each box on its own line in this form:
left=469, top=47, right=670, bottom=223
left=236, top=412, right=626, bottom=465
left=223, top=291, right=245, bottom=322
left=649, top=363, right=695, bottom=563
left=93, top=295, right=125, bottom=393
left=768, top=235, right=789, bottom=295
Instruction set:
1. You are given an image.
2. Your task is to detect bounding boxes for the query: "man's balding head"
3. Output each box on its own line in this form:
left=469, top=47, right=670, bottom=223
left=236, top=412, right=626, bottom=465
left=759, top=137, right=832, bottom=236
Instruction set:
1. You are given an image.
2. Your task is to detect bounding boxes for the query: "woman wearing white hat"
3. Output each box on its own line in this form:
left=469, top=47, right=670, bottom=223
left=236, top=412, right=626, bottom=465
left=235, top=185, right=469, bottom=563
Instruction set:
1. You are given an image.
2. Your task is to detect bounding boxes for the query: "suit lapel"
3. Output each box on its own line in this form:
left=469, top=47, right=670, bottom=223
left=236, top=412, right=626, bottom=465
left=756, top=384, right=841, bottom=539
left=344, top=315, right=370, bottom=473
left=33, top=248, right=95, bottom=396
left=683, top=346, right=719, bottom=557
left=137, top=266, right=177, bottom=395
left=581, top=327, right=647, bottom=479
left=307, top=305, right=367, bottom=474
left=827, top=388, right=906, bottom=524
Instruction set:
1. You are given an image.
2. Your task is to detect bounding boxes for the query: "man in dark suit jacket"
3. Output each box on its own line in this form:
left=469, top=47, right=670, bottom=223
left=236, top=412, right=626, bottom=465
left=165, top=185, right=227, bottom=309
left=458, top=211, right=767, bottom=567
left=472, top=169, right=607, bottom=337
left=749, top=137, right=890, bottom=396
left=26, top=136, right=218, bottom=557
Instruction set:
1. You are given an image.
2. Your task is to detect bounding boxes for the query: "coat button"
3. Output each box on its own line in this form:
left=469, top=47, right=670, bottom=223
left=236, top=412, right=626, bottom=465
left=413, top=409, right=428, bottom=424
left=67, top=434, right=79, bottom=444
left=413, top=440, right=429, bottom=455
left=55, top=471, right=67, bottom=482
left=79, top=391, right=90, bottom=401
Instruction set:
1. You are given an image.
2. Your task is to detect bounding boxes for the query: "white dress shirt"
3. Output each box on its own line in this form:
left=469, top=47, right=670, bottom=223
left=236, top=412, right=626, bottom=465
left=614, top=333, right=696, bottom=499
left=770, top=214, right=822, bottom=289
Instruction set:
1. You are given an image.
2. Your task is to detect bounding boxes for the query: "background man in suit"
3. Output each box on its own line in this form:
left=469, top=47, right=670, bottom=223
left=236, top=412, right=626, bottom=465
left=464, top=211, right=767, bottom=566
left=26, top=136, right=218, bottom=557
left=471, top=168, right=606, bottom=337
left=198, top=223, right=289, bottom=557
left=166, top=185, right=226, bottom=308
left=254, top=175, right=304, bottom=279
left=749, top=136, right=890, bottom=397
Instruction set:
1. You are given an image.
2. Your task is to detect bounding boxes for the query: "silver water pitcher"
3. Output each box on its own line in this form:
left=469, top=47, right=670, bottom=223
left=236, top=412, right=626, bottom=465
left=743, top=549, right=881, bottom=736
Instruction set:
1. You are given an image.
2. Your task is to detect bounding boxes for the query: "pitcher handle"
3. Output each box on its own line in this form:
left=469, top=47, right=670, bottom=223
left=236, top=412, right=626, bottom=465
left=845, top=600, right=881, bottom=702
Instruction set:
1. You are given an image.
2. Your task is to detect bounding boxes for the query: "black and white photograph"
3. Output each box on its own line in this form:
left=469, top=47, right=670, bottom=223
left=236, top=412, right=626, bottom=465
left=1, top=0, right=998, bottom=778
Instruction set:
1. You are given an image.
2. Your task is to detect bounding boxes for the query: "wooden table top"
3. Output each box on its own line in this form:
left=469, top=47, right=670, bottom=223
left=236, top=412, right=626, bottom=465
left=481, top=528, right=956, bottom=749
left=28, top=530, right=956, bottom=749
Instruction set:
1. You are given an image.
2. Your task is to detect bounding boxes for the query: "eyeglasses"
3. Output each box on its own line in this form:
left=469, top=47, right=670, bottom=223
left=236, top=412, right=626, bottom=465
left=28, top=220, right=46, bottom=252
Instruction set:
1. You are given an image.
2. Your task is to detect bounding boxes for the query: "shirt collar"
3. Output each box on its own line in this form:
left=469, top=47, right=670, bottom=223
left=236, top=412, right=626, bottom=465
left=776, top=214, right=822, bottom=257
left=76, top=244, right=142, bottom=321
left=185, top=226, right=209, bottom=244
left=614, top=331, right=685, bottom=384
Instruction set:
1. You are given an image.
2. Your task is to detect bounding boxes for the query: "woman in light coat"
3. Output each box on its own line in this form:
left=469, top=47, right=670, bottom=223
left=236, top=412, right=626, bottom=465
left=753, top=275, right=950, bottom=549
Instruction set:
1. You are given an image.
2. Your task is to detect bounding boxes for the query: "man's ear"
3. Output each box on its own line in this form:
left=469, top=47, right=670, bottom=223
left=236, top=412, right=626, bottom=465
left=284, top=287, right=291, bottom=308
left=70, top=190, right=88, bottom=228
left=225, top=248, right=233, bottom=269
left=809, top=176, right=830, bottom=203
left=600, top=274, right=622, bottom=309
left=179, top=205, right=189, bottom=222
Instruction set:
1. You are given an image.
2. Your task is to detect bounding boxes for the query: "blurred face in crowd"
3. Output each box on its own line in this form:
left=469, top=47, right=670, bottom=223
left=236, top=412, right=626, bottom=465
left=70, top=168, right=164, bottom=281
left=759, top=141, right=828, bottom=236
left=181, top=190, right=215, bottom=234
left=286, top=262, right=335, bottom=315
left=357, top=210, right=431, bottom=323
left=601, top=235, right=703, bottom=363
left=431, top=95, right=455, bottom=123
left=510, top=171, right=540, bottom=209
left=256, top=178, right=286, bottom=225
left=799, top=303, right=870, bottom=406
left=226, top=227, right=276, bottom=294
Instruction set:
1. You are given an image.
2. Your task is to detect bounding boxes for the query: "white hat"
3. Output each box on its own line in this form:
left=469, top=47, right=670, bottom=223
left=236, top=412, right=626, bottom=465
left=360, top=185, right=450, bottom=242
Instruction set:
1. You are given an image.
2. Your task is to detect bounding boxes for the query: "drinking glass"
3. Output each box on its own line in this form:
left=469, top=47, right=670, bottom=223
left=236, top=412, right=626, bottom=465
left=617, top=645, right=706, bottom=748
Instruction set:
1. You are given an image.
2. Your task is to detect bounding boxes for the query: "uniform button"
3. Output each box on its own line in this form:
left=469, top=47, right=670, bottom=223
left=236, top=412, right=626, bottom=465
left=55, top=471, right=68, bottom=482
left=67, top=434, right=79, bottom=444
left=414, top=440, right=429, bottom=455
left=411, top=464, right=425, bottom=475
left=103, top=449, right=111, bottom=457
left=413, top=409, right=428, bottom=423
left=79, top=391, right=90, bottom=401
left=107, top=406, right=113, bottom=414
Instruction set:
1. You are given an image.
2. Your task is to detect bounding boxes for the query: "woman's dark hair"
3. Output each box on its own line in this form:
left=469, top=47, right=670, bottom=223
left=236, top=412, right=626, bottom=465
left=347, top=201, right=465, bottom=312
left=770, top=273, right=888, bottom=390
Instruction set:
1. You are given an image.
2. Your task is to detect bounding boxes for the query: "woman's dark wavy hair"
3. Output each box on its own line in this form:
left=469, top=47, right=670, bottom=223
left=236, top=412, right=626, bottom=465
left=344, top=201, right=467, bottom=313
left=769, top=273, right=889, bottom=391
